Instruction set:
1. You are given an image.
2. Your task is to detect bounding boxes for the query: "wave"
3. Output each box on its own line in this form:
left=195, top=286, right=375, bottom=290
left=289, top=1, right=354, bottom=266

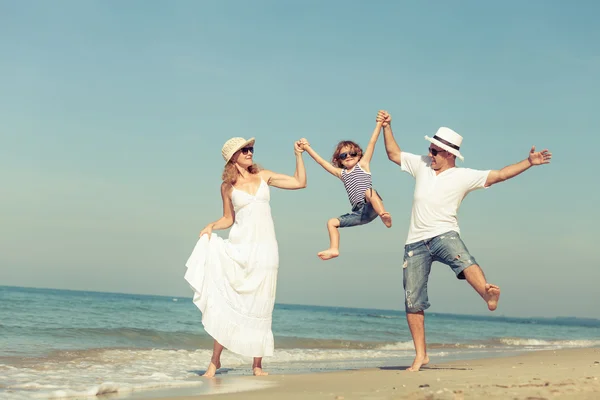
left=497, top=338, right=600, bottom=348
left=2, top=336, right=598, bottom=399
left=4, top=321, right=600, bottom=354
left=424, top=338, right=600, bottom=350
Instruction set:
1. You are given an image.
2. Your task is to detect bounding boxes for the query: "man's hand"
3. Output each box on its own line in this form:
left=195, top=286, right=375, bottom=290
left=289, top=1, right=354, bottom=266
left=377, top=110, right=391, bottom=127
left=295, top=138, right=310, bottom=154
left=528, top=146, right=552, bottom=166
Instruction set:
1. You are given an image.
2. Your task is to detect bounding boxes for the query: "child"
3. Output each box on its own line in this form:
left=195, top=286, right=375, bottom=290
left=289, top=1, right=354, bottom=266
left=300, top=116, right=392, bottom=260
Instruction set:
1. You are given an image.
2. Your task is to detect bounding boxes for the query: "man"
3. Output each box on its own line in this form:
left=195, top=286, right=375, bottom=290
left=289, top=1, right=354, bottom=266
left=378, top=110, right=552, bottom=371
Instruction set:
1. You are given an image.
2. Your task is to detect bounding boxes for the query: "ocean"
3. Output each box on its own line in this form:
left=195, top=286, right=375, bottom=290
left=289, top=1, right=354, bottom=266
left=1, top=285, right=598, bottom=399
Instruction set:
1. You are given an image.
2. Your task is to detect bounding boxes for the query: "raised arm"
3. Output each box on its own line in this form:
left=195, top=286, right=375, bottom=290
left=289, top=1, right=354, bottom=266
left=302, top=140, right=343, bottom=179
left=485, top=145, right=552, bottom=187
left=199, top=182, right=235, bottom=237
left=359, top=120, right=384, bottom=171
left=379, top=110, right=402, bottom=166
left=260, top=140, right=308, bottom=190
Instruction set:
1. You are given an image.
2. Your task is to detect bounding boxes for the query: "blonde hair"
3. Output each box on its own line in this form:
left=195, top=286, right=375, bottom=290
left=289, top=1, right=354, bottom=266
left=221, top=154, right=261, bottom=185
left=331, top=140, right=363, bottom=168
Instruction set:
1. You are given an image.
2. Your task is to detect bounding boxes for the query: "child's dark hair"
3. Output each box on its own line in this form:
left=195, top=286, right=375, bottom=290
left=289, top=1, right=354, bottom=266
left=331, top=140, right=363, bottom=168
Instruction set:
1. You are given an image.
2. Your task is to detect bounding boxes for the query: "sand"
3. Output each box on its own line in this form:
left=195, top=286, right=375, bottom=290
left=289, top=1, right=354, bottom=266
left=149, top=347, right=600, bottom=400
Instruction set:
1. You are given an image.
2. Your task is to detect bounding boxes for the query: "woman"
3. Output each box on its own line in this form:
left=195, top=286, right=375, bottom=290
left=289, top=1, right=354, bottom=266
left=184, top=136, right=307, bottom=377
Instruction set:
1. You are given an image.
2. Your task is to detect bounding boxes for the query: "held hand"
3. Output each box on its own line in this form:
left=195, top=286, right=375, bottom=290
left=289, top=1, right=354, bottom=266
left=528, top=146, right=552, bottom=166
left=377, top=110, right=391, bottom=127
left=199, top=224, right=213, bottom=238
left=297, top=138, right=310, bottom=150
left=294, top=140, right=305, bottom=154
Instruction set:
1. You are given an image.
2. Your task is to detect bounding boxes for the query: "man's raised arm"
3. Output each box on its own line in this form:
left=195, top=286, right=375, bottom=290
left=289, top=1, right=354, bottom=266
left=378, top=110, right=402, bottom=166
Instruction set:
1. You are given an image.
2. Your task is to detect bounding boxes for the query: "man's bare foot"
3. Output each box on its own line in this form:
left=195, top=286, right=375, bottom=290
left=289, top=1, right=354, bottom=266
left=485, top=283, right=500, bottom=311
left=202, top=361, right=221, bottom=377
left=380, top=212, right=392, bottom=228
left=317, top=248, right=339, bottom=260
left=253, top=367, right=268, bottom=376
left=406, top=354, right=429, bottom=372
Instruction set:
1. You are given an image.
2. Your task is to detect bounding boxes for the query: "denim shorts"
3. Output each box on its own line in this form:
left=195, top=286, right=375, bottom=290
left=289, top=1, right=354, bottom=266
left=338, top=202, right=379, bottom=228
left=403, top=230, right=478, bottom=313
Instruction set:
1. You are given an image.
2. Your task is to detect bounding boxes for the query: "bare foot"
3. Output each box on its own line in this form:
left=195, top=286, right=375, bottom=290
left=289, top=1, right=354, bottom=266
left=406, top=354, right=429, bottom=372
left=485, top=283, right=500, bottom=311
left=380, top=212, right=392, bottom=228
left=317, top=248, right=339, bottom=260
left=202, top=361, right=221, bottom=377
left=253, top=367, right=269, bottom=376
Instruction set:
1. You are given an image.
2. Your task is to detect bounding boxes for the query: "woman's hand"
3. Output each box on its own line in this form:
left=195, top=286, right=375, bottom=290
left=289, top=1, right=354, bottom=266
left=199, top=224, right=214, bottom=238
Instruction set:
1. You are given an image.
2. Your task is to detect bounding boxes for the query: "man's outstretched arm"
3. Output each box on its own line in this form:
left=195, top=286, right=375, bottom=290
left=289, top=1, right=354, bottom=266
left=379, top=110, right=402, bottom=166
left=485, top=145, right=552, bottom=187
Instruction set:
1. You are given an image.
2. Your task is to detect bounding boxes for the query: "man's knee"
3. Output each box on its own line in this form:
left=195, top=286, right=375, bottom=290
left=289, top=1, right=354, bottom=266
left=405, top=299, right=430, bottom=314
left=457, top=263, right=480, bottom=280
left=404, top=284, right=431, bottom=313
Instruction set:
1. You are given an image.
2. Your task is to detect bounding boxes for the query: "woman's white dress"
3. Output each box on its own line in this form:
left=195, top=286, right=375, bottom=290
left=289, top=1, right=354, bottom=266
left=184, top=178, right=279, bottom=357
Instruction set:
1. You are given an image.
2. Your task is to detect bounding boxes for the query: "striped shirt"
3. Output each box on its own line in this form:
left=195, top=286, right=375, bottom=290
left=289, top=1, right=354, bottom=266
left=341, top=163, right=372, bottom=207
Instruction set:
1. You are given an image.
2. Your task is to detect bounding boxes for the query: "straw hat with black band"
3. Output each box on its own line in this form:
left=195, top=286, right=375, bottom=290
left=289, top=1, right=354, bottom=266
left=424, top=127, right=464, bottom=161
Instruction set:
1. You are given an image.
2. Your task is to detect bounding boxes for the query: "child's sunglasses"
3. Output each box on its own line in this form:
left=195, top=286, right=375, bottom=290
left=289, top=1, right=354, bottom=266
left=339, top=152, right=358, bottom=160
left=241, top=146, right=254, bottom=155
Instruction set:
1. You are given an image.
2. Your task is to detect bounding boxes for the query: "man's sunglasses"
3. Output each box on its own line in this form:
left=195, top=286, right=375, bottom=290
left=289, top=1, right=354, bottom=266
left=428, top=147, right=446, bottom=156
left=241, top=146, right=254, bottom=155
left=339, top=152, right=358, bottom=160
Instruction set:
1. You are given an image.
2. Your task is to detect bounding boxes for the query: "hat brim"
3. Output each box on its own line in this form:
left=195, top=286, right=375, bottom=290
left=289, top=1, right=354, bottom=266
left=424, top=135, right=464, bottom=161
left=225, top=137, right=256, bottom=163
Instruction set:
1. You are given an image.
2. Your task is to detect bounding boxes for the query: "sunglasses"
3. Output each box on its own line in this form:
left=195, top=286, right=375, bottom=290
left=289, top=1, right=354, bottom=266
left=241, top=146, right=254, bottom=155
left=428, top=147, right=446, bottom=156
left=339, top=152, right=358, bottom=160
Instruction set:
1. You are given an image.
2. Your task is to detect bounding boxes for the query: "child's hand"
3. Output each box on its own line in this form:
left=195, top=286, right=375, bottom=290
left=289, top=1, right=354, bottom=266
left=295, top=139, right=310, bottom=154
left=297, top=138, right=310, bottom=149
left=377, top=110, right=391, bottom=127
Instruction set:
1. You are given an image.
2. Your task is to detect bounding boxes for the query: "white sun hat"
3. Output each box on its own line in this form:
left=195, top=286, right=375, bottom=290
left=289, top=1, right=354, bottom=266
left=425, top=127, right=464, bottom=161
left=221, top=137, right=256, bottom=163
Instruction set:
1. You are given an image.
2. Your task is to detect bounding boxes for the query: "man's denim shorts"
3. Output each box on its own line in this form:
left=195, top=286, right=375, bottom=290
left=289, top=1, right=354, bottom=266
left=403, top=230, right=478, bottom=313
left=338, top=202, right=379, bottom=228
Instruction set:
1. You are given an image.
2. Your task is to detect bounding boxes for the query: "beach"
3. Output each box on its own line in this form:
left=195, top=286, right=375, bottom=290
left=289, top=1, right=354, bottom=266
left=2, top=287, right=599, bottom=399
left=149, top=347, right=600, bottom=400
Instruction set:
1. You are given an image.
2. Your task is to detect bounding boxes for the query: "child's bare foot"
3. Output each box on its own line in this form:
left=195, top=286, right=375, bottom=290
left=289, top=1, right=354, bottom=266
left=317, top=248, right=339, bottom=260
left=485, top=283, right=500, bottom=311
left=380, top=212, right=392, bottom=228
left=202, top=361, right=221, bottom=377
left=253, top=367, right=269, bottom=376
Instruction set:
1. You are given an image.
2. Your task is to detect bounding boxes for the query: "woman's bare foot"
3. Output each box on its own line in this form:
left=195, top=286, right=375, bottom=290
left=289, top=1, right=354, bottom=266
left=485, top=283, right=501, bottom=311
left=380, top=212, right=392, bottom=228
left=406, top=354, right=429, bottom=372
left=202, top=361, right=221, bottom=377
left=253, top=367, right=269, bottom=376
left=317, top=248, right=339, bottom=260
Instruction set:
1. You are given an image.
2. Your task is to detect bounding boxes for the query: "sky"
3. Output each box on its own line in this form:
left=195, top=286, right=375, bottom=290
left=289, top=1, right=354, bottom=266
left=1, top=0, right=599, bottom=319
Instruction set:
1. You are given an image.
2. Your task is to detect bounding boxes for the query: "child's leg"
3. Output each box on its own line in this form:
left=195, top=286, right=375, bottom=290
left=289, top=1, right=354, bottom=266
left=317, top=218, right=341, bottom=260
left=365, top=188, right=392, bottom=228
